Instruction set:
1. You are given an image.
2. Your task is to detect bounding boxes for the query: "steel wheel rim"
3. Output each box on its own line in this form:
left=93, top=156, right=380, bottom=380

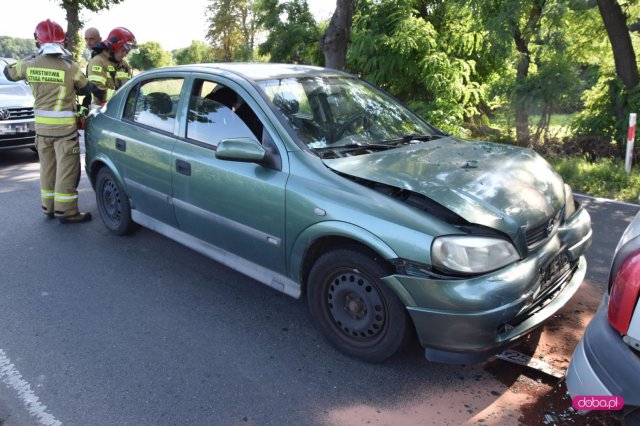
left=326, top=270, right=387, bottom=343
left=101, top=178, right=122, bottom=225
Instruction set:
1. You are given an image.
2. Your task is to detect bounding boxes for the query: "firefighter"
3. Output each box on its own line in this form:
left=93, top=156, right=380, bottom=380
left=87, top=27, right=136, bottom=107
left=3, top=19, right=96, bottom=223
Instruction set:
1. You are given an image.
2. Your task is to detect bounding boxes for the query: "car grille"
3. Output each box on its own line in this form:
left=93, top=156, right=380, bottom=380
left=2, top=107, right=34, bottom=121
left=525, top=210, right=562, bottom=249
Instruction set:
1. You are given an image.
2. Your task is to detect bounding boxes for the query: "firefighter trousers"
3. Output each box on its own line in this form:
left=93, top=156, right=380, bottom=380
left=36, top=134, right=81, bottom=218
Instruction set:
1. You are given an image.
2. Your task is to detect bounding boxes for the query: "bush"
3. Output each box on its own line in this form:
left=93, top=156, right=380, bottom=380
left=550, top=157, right=640, bottom=203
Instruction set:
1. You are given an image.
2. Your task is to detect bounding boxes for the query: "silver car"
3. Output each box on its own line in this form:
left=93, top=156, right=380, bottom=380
left=566, top=210, right=640, bottom=422
left=0, top=58, right=35, bottom=151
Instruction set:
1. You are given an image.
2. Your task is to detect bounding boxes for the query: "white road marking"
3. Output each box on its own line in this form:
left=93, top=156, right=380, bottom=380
left=0, top=349, right=61, bottom=426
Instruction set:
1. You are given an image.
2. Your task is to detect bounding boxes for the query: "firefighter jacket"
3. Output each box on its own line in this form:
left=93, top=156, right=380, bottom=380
left=5, top=54, right=90, bottom=138
left=87, top=50, right=132, bottom=105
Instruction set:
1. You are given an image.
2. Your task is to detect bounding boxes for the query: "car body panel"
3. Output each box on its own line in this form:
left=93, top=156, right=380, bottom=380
left=85, top=63, right=593, bottom=363
left=323, top=138, right=565, bottom=254
left=567, top=295, right=640, bottom=407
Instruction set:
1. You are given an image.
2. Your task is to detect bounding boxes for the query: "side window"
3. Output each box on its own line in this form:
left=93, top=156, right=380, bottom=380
left=186, top=79, right=263, bottom=147
left=123, top=78, right=184, bottom=134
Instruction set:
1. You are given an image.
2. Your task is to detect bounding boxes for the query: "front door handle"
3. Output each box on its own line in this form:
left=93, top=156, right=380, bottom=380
left=176, top=159, right=191, bottom=176
left=115, top=138, right=126, bottom=152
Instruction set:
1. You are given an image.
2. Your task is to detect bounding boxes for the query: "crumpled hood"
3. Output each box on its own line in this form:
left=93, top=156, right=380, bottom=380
left=323, top=137, right=566, bottom=237
left=0, top=82, right=33, bottom=108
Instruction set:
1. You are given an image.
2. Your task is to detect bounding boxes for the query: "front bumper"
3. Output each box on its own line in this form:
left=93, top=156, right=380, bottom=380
left=566, top=294, right=640, bottom=408
left=383, top=205, right=592, bottom=364
left=0, top=119, right=35, bottom=150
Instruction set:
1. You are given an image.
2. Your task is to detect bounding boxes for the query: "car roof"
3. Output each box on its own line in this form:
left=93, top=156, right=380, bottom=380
left=147, top=63, right=349, bottom=82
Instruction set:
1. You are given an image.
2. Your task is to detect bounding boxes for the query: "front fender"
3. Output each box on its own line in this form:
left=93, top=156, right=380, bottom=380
left=288, top=220, right=398, bottom=283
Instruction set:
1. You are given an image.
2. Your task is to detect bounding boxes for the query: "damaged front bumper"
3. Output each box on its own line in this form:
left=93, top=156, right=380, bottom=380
left=383, top=205, right=592, bottom=364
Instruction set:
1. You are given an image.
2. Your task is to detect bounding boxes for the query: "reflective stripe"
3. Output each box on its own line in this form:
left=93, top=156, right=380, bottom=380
left=106, top=88, right=116, bottom=100
left=89, top=75, right=106, bottom=84
left=16, top=61, right=23, bottom=77
left=54, top=193, right=78, bottom=202
left=54, top=86, right=67, bottom=112
left=34, top=110, right=75, bottom=117
left=115, top=71, right=129, bottom=79
left=35, top=116, right=76, bottom=125
left=40, top=189, right=54, bottom=199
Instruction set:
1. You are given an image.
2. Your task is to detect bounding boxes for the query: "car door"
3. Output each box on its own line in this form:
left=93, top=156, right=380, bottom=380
left=115, top=76, right=185, bottom=226
left=171, top=76, right=288, bottom=274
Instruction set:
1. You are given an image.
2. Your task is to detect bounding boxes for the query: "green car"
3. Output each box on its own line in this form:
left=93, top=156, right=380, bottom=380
left=84, top=63, right=592, bottom=363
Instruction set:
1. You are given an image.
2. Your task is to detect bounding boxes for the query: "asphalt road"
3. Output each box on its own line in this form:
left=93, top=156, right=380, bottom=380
left=0, top=147, right=638, bottom=426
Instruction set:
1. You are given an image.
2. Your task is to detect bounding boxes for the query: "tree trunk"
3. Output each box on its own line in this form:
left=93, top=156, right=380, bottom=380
left=512, top=1, right=544, bottom=146
left=320, top=0, right=354, bottom=70
left=597, top=0, right=639, bottom=89
left=62, top=0, right=82, bottom=60
left=597, top=0, right=639, bottom=156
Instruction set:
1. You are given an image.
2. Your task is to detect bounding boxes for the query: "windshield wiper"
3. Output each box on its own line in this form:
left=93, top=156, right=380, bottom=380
left=312, top=142, right=396, bottom=153
left=384, top=133, right=445, bottom=144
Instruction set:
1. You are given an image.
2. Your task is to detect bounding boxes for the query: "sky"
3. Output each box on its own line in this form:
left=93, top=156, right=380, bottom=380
left=1, top=0, right=336, bottom=51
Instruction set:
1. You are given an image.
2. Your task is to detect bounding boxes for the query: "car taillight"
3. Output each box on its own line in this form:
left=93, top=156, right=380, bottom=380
left=608, top=250, right=640, bottom=334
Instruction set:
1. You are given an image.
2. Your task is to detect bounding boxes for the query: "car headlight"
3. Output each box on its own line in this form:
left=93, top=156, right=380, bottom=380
left=431, top=236, right=520, bottom=274
left=564, top=184, right=576, bottom=219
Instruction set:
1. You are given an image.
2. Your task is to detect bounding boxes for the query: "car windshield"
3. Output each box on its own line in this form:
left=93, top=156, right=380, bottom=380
left=258, top=75, right=437, bottom=154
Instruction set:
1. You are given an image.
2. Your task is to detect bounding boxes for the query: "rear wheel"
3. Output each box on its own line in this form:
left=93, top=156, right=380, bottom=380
left=95, top=167, right=138, bottom=235
left=307, top=248, right=411, bottom=362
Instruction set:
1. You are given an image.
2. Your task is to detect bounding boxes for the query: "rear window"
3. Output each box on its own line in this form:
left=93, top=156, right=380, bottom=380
left=123, top=78, right=184, bottom=134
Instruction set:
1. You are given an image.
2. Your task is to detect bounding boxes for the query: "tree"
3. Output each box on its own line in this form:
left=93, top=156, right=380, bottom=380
left=129, top=42, right=173, bottom=71
left=256, top=0, right=321, bottom=64
left=597, top=0, right=638, bottom=89
left=349, top=0, right=484, bottom=134
left=0, top=36, right=36, bottom=58
left=54, top=0, right=125, bottom=60
left=206, top=0, right=258, bottom=61
left=174, top=41, right=216, bottom=65
left=320, top=0, right=355, bottom=70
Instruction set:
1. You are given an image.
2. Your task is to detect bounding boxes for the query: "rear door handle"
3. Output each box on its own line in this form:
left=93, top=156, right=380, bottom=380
left=176, top=159, right=191, bottom=176
left=115, top=138, right=126, bottom=152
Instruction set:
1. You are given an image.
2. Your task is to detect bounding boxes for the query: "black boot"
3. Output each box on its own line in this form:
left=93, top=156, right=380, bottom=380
left=59, top=212, right=92, bottom=224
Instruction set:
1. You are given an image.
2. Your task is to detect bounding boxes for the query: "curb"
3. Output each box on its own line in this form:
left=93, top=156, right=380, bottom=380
left=575, top=193, right=640, bottom=208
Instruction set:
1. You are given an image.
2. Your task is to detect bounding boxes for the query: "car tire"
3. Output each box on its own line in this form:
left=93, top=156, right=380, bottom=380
left=95, top=167, right=138, bottom=235
left=307, top=248, right=411, bottom=362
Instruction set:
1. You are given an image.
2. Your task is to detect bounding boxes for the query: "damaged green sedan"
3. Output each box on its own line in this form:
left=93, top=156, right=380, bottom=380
left=84, top=63, right=592, bottom=363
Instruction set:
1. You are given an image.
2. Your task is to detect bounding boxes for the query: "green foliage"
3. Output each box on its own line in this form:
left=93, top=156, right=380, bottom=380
left=129, top=42, right=174, bottom=71
left=550, top=156, right=640, bottom=202
left=349, top=0, right=485, bottom=134
left=56, top=0, right=124, bottom=12
left=206, top=0, right=258, bottom=61
left=0, top=36, right=36, bottom=58
left=570, top=74, right=620, bottom=141
left=174, top=41, right=216, bottom=65
left=255, top=0, right=322, bottom=64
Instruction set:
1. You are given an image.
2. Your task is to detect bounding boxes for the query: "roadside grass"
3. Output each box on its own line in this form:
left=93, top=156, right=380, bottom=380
left=550, top=156, right=640, bottom=203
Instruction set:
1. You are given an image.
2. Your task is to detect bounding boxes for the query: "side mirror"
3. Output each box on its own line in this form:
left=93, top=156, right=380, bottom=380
left=215, top=137, right=266, bottom=163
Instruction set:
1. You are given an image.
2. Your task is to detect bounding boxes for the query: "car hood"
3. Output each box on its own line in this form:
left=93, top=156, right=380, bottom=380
left=322, top=137, right=565, bottom=237
left=0, top=82, right=33, bottom=107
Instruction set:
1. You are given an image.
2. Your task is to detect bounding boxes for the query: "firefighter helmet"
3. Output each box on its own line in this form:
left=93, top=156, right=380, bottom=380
left=34, top=19, right=65, bottom=44
left=104, top=27, right=137, bottom=53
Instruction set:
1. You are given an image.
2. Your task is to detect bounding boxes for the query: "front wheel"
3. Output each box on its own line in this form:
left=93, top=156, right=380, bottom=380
left=95, top=167, right=138, bottom=235
left=307, top=248, right=412, bottom=362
